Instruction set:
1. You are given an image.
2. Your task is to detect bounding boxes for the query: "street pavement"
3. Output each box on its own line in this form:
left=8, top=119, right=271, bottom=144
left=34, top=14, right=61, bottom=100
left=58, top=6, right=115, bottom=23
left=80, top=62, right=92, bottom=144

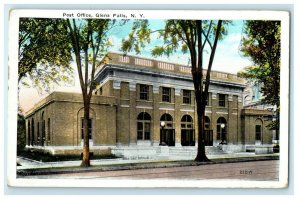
left=19, top=160, right=279, bottom=181
left=17, top=152, right=280, bottom=181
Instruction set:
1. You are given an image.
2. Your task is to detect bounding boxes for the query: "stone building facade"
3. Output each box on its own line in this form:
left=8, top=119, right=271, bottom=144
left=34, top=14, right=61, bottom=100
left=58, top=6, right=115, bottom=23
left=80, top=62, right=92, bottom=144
left=24, top=53, right=274, bottom=158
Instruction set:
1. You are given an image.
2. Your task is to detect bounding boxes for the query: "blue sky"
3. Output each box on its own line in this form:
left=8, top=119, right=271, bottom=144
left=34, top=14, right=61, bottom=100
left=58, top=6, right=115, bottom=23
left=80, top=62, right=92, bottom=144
left=107, top=19, right=252, bottom=73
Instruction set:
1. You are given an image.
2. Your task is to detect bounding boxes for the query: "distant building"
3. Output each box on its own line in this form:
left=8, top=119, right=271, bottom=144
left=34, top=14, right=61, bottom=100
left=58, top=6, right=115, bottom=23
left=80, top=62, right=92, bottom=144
left=24, top=53, right=274, bottom=158
left=243, top=79, right=278, bottom=143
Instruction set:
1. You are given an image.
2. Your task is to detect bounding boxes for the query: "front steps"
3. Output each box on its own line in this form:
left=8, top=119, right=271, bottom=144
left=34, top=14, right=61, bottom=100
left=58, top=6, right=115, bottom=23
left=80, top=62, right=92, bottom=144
left=112, top=145, right=227, bottom=160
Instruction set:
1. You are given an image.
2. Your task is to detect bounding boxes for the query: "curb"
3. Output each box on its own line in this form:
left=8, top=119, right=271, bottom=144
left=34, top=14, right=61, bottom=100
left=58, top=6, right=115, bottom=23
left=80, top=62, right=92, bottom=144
left=17, top=155, right=279, bottom=177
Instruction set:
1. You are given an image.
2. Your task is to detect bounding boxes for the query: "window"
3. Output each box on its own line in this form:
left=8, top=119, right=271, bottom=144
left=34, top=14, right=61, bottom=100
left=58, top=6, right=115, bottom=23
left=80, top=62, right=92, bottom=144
left=41, top=112, right=45, bottom=145
left=37, top=122, right=40, bottom=143
left=183, top=90, right=191, bottom=104
left=139, top=84, right=149, bottom=100
left=219, top=94, right=226, bottom=107
left=31, top=118, right=34, bottom=145
left=255, top=125, right=262, bottom=141
left=204, top=116, right=210, bottom=130
left=48, top=118, right=51, bottom=141
left=181, top=115, right=194, bottom=146
left=81, top=118, right=92, bottom=139
left=162, top=87, right=171, bottom=102
left=217, top=117, right=227, bottom=142
left=137, top=112, right=151, bottom=140
left=28, top=121, right=31, bottom=145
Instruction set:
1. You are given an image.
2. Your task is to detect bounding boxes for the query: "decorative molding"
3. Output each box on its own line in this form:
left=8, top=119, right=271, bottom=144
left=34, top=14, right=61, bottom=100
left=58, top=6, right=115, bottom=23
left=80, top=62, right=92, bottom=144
left=212, top=93, right=217, bottom=99
left=180, top=109, right=195, bottom=112
left=129, top=82, right=136, bottom=91
left=159, top=107, right=175, bottom=111
left=238, top=95, right=243, bottom=103
left=136, top=106, right=153, bottom=110
left=120, top=105, right=130, bottom=108
left=175, top=87, right=181, bottom=96
left=113, top=80, right=121, bottom=89
left=153, top=84, right=159, bottom=94
left=216, top=112, right=229, bottom=115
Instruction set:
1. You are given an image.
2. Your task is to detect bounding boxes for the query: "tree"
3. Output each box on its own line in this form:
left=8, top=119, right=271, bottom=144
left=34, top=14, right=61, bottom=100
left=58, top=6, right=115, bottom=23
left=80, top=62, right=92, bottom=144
left=122, top=20, right=227, bottom=162
left=65, top=19, right=115, bottom=167
left=239, top=20, right=280, bottom=139
left=19, top=18, right=73, bottom=91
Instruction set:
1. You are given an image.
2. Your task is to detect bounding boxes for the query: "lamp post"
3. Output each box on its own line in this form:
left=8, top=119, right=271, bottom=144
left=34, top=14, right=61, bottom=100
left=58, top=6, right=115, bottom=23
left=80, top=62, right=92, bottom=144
left=220, top=123, right=225, bottom=144
left=160, top=121, right=165, bottom=146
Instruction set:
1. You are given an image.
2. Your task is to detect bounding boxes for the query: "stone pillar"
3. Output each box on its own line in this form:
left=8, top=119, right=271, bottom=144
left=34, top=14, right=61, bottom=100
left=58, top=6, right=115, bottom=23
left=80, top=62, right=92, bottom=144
left=129, top=82, right=137, bottom=145
left=152, top=84, right=160, bottom=146
left=227, top=94, right=234, bottom=144
left=211, top=92, right=218, bottom=145
left=113, top=80, right=121, bottom=146
left=193, top=90, right=198, bottom=146
left=174, top=87, right=181, bottom=147
left=237, top=95, right=243, bottom=145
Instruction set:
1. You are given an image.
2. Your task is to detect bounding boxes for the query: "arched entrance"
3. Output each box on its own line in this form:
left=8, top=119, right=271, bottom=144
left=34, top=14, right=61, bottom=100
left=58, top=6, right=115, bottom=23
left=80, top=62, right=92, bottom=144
left=41, top=111, right=45, bottom=146
left=217, top=117, right=227, bottom=144
left=160, top=113, right=175, bottom=146
left=181, top=115, right=195, bottom=146
left=137, top=112, right=151, bottom=140
left=204, top=116, right=213, bottom=146
left=27, top=120, right=31, bottom=146
left=31, top=118, right=34, bottom=145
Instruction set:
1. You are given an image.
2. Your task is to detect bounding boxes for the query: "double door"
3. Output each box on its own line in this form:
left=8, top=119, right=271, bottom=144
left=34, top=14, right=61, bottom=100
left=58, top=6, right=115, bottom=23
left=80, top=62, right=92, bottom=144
left=160, top=129, right=175, bottom=146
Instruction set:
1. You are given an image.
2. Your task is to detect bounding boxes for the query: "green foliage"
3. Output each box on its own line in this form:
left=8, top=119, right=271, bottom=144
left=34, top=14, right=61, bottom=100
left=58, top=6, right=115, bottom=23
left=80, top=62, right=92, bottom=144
left=19, top=18, right=73, bottom=91
left=66, top=19, right=116, bottom=98
left=239, top=20, right=281, bottom=106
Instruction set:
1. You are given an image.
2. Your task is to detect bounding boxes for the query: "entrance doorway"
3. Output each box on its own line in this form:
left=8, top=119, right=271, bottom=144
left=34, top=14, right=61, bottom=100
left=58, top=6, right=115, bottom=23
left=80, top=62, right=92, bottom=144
left=217, top=117, right=227, bottom=144
left=181, top=115, right=195, bottom=146
left=160, top=113, right=175, bottom=146
left=204, top=116, right=213, bottom=146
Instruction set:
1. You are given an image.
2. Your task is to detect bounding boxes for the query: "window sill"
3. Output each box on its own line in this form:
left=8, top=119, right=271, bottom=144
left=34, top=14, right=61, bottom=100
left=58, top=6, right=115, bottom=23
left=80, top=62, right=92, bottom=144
left=136, top=100, right=153, bottom=103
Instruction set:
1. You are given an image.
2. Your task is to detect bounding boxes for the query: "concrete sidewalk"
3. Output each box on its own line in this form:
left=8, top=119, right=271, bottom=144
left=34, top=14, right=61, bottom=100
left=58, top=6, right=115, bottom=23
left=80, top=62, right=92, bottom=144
left=17, top=153, right=279, bottom=176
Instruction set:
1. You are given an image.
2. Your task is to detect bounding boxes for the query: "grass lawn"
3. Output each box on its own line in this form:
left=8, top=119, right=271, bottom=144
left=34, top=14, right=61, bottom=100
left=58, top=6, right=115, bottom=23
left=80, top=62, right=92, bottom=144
left=18, top=150, right=117, bottom=162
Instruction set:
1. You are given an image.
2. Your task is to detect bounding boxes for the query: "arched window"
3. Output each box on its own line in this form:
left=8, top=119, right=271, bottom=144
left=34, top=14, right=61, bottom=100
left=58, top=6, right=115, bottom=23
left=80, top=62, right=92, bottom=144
left=160, top=113, right=175, bottom=146
left=37, top=122, right=40, bottom=145
left=27, top=120, right=31, bottom=146
left=31, top=118, right=34, bottom=145
left=41, top=112, right=45, bottom=146
left=160, top=113, right=173, bottom=128
left=137, top=112, right=151, bottom=140
left=181, top=115, right=194, bottom=146
left=204, top=116, right=210, bottom=130
left=48, top=118, right=51, bottom=142
left=204, top=116, right=213, bottom=146
left=217, top=117, right=227, bottom=143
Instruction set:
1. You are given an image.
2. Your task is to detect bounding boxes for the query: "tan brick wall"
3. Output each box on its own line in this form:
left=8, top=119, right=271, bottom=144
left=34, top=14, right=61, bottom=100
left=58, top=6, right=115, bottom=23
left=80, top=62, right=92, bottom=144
left=25, top=92, right=117, bottom=147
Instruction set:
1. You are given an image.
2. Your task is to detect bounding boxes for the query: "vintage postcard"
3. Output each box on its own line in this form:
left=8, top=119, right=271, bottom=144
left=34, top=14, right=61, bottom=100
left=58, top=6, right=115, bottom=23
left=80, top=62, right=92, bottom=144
left=7, top=9, right=289, bottom=188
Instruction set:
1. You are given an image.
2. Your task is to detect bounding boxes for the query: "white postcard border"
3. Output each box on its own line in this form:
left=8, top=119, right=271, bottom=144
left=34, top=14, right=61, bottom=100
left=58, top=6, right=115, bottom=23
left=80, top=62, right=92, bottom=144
left=7, top=9, right=290, bottom=188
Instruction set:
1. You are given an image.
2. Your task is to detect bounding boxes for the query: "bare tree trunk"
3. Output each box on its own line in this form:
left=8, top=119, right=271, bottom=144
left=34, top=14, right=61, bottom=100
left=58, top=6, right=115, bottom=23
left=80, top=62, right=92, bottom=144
left=195, top=99, right=209, bottom=162
left=81, top=101, right=90, bottom=167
